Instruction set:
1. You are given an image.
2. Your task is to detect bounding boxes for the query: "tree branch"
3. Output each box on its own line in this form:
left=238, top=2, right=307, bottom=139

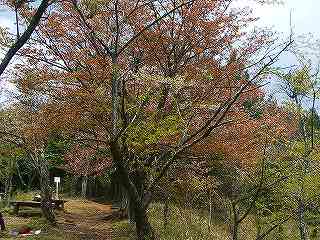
left=0, top=0, right=50, bottom=76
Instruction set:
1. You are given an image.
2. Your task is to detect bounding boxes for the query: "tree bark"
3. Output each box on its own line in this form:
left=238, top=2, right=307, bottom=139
left=38, top=157, right=55, bottom=224
left=298, top=198, right=309, bottom=240
left=231, top=203, right=239, bottom=240
left=110, top=142, right=154, bottom=239
left=255, top=215, right=262, bottom=240
left=208, top=193, right=212, bottom=228
left=0, top=0, right=50, bottom=76
left=40, top=182, right=55, bottom=223
left=81, top=175, right=88, bottom=199
left=163, top=197, right=169, bottom=230
left=4, top=175, right=12, bottom=207
left=133, top=200, right=154, bottom=240
left=70, top=175, right=78, bottom=197
left=0, top=213, right=5, bottom=231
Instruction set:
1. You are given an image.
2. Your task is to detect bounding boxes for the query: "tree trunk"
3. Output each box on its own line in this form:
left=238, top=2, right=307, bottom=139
left=40, top=183, right=55, bottom=223
left=110, top=55, right=154, bottom=238
left=0, top=212, right=5, bottom=231
left=127, top=197, right=135, bottom=224
left=27, top=173, right=36, bottom=191
left=208, top=193, right=212, bottom=228
left=231, top=203, right=239, bottom=240
left=164, top=197, right=169, bottom=230
left=255, top=215, right=262, bottom=240
left=134, top=201, right=154, bottom=240
left=111, top=142, right=154, bottom=240
left=4, top=175, right=12, bottom=207
left=70, top=175, right=78, bottom=197
left=298, top=199, right=309, bottom=240
left=233, top=222, right=239, bottom=240
left=81, top=175, right=88, bottom=199
left=38, top=157, right=55, bottom=224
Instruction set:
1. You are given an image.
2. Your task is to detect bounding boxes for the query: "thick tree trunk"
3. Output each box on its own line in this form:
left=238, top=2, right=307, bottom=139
left=128, top=196, right=135, bottom=224
left=110, top=142, right=154, bottom=239
left=298, top=199, right=309, bottom=240
left=133, top=201, right=154, bottom=240
left=40, top=182, right=55, bottom=223
left=41, top=193, right=55, bottom=224
left=38, top=158, right=55, bottom=224
left=232, top=222, right=239, bottom=240
left=110, top=55, right=154, bottom=239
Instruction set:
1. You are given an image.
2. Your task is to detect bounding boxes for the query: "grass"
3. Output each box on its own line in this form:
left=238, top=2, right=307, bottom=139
left=112, top=202, right=232, bottom=240
left=14, top=191, right=39, bottom=201
left=112, top=202, right=320, bottom=240
left=0, top=214, right=77, bottom=240
left=112, top=220, right=137, bottom=240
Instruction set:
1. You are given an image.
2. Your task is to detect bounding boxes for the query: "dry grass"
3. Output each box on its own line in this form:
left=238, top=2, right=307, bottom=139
left=63, top=199, right=111, bottom=216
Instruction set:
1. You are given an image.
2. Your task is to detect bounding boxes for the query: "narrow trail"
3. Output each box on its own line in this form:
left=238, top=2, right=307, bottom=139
left=56, top=200, right=112, bottom=240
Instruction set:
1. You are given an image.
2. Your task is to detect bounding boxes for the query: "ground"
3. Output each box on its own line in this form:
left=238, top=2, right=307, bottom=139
left=0, top=199, right=112, bottom=240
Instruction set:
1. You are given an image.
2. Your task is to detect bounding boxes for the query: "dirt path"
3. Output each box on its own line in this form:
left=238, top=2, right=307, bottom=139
left=56, top=200, right=112, bottom=240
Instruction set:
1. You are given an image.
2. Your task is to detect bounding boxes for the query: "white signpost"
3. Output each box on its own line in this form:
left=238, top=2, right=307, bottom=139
left=54, top=177, right=61, bottom=200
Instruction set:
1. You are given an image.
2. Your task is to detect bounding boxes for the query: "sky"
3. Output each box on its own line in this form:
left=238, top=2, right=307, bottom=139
left=0, top=0, right=319, bottom=104
left=252, top=0, right=320, bottom=37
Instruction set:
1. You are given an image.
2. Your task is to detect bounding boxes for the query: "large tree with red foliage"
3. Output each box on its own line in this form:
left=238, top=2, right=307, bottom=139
left=1, top=0, right=293, bottom=238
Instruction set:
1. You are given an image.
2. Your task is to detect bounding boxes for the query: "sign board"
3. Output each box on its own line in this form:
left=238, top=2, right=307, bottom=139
left=54, top=177, right=61, bottom=183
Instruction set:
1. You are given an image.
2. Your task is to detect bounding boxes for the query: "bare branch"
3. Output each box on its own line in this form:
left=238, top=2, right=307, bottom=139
left=0, top=0, right=50, bottom=76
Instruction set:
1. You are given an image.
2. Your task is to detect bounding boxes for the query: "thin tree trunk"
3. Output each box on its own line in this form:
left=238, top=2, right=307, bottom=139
left=231, top=203, right=239, bottom=240
left=164, top=197, right=169, bottom=230
left=298, top=198, right=309, bottom=240
left=27, top=173, right=36, bottom=191
left=4, top=175, right=12, bottom=207
left=208, top=193, right=212, bottom=228
left=255, top=215, right=262, bottom=240
left=70, top=175, right=78, bottom=197
left=81, top=175, right=88, bottom=199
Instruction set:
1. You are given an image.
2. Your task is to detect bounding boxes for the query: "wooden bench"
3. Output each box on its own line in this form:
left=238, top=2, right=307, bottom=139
left=10, top=200, right=67, bottom=214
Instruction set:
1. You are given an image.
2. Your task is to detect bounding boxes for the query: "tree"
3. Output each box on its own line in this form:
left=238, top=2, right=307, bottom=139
left=2, top=0, right=292, bottom=238
left=274, top=61, right=320, bottom=240
left=0, top=105, right=56, bottom=223
left=63, top=143, right=112, bottom=198
left=0, top=143, right=23, bottom=205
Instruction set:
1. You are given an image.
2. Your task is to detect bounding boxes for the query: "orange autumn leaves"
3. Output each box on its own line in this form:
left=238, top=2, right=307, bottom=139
left=191, top=100, right=298, bottom=169
left=4, top=0, right=294, bottom=172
